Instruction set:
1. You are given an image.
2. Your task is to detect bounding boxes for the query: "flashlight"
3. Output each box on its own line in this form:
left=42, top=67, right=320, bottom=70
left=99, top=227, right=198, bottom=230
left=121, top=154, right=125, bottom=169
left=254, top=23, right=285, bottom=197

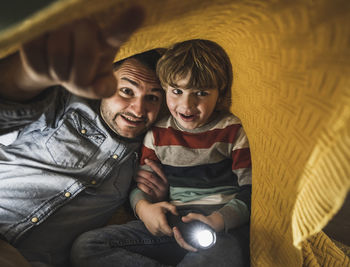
left=167, top=212, right=217, bottom=250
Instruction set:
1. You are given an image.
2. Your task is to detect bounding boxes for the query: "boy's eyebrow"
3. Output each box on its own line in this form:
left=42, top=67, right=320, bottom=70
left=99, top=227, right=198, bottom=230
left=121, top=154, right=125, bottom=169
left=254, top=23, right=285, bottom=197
left=121, top=77, right=163, bottom=93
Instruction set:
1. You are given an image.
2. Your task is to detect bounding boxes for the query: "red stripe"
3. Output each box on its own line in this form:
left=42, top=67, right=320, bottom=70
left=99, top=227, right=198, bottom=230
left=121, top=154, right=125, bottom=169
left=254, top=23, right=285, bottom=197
left=153, top=124, right=241, bottom=149
left=140, top=145, right=160, bottom=165
left=231, top=148, right=251, bottom=170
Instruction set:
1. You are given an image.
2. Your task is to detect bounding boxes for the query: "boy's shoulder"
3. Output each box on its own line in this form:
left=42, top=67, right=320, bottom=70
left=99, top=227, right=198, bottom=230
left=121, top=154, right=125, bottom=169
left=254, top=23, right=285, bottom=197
left=214, top=112, right=242, bottom=129
left=153, top=114, right=174, bottom=129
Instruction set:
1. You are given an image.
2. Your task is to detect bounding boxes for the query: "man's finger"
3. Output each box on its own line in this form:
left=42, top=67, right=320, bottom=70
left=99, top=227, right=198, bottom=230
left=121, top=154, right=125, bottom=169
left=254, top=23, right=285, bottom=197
left=103, top=6, right=145, bottom=48
left=136, top=171, right=159, bottom=190
left=136, top=171, right=161, bottom=189
left=144, top=159, right=168, bottom=183
left=137, top=183, right=156, bottom=198
left=71, top=20, right=100, bottom=87
left=20, top=35, right=49, bottom=80
left=91, top=46, right=118, bottom=98
left=92, top=70, right=118, bottom=98
left=47, top=26, right=72, bottom=82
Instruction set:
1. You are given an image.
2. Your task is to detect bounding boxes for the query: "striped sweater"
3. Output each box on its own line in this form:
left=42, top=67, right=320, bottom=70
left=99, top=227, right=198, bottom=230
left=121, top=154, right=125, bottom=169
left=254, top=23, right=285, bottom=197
left=130, top=111, right=252, bottom=230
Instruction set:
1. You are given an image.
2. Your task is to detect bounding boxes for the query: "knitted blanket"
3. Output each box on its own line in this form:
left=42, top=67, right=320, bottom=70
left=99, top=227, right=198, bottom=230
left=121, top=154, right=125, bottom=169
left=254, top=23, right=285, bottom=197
left=1, top=0, right=349, bottom=266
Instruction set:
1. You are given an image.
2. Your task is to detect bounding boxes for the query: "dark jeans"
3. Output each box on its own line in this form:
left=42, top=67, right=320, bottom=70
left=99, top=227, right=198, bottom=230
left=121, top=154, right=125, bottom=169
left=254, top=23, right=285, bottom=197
left=71, top=220, right=250, bottom=267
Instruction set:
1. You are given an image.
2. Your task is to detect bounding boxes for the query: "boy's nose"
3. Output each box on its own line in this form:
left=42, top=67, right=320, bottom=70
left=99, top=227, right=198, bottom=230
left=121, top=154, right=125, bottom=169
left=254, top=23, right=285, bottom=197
left=182, top=95, right=196, bottom=109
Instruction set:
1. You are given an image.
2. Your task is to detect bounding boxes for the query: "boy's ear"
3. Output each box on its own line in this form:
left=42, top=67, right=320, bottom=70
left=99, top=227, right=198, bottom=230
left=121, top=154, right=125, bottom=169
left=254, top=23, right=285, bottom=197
left=216, top=94, right=231, bottom=112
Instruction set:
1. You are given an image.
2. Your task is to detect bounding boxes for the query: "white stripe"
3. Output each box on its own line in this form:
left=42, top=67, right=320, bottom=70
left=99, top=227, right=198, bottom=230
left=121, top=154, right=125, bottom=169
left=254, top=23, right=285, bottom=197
left=143, top=130, right=155, bottom=149
left=156, top=142, right=232, bottom=166
left=232, top=127, right=250, bottom=150
left=154, top=116, right=174, bottom=128
left=170, top=193, right=237, bottom=206
left=233, top=168, right=252, bottom=185
left=212, top=114, right=242, bottom=130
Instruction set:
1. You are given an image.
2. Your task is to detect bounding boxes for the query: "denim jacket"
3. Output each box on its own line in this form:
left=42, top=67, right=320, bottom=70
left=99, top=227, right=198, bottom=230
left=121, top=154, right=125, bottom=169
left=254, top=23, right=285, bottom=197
left=0, top=87, right=140, bottom=244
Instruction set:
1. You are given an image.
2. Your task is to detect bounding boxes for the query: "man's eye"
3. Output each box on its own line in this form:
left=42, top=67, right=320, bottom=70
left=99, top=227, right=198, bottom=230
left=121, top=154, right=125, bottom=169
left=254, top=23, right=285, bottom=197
left=172, top=89, right=183, bottom=95
left=146, top=95, right=159, bottom=102
left=196, top=91, right=209, bottom=96
left=120, top=88, right=134, bottom=96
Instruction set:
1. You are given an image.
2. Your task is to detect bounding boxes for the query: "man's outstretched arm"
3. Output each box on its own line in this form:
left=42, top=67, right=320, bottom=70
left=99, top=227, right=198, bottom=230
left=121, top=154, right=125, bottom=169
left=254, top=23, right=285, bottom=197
left=0, top=6, right=144, bottom=103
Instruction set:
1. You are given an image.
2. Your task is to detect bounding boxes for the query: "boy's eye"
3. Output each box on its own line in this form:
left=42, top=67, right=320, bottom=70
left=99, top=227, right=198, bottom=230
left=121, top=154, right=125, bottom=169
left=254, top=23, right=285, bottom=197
left=172, top=89, right=183, bottom=95
left=120, top=88, right=134, bottom=97
left=196, top=91, right=209, bottom=96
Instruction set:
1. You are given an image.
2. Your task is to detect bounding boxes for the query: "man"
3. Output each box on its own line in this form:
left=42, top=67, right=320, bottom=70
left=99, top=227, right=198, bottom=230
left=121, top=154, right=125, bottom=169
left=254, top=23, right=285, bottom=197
left=0, top=6, right=167, bottom=267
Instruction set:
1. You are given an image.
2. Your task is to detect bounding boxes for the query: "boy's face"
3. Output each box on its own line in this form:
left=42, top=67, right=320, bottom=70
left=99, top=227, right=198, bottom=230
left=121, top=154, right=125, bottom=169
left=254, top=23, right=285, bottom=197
left=166, top=74, right=219, bottom=130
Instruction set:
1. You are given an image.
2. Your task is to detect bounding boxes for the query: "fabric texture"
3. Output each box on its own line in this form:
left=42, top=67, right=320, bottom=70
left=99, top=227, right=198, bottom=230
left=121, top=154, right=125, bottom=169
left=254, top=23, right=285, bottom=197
left=0, top=0, right=349, bottom=266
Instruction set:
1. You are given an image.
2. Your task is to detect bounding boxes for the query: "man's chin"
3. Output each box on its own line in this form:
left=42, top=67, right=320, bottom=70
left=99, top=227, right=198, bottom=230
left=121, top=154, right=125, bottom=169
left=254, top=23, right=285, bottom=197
left=112, top=126, right=147, bottom=139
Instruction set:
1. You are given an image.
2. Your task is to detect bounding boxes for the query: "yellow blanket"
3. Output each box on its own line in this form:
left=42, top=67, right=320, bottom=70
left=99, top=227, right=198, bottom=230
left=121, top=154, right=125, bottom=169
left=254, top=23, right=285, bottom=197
left=1, top=0, right=349, bottom=266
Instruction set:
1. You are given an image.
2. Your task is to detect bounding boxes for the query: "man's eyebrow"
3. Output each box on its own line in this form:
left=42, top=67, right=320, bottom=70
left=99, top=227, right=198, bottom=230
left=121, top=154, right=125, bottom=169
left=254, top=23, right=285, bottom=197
left=121, top=77, right=139, bottom=87
left=122, top=77, right=162, bottom=93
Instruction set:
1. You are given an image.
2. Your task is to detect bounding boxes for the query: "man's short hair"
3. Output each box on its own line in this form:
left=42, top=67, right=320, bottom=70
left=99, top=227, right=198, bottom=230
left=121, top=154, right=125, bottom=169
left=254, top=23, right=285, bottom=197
left=113, top=49, right=163, bottom=72
left=156, top=39, right=232, bottom=100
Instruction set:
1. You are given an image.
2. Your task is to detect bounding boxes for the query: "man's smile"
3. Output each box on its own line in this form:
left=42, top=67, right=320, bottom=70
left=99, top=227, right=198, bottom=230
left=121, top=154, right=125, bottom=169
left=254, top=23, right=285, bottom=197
left=119, top=113, right=146, bottom=126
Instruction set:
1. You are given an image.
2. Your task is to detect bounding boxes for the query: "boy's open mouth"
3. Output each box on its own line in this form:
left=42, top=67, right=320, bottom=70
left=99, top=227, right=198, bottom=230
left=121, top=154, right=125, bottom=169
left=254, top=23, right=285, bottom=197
left=179, top=113, right=196, bottom=121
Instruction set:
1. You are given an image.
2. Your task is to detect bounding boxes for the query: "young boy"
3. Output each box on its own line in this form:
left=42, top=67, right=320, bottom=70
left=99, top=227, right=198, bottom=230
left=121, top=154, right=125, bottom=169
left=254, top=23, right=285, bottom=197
left=71, top=39, right=252, bottom=267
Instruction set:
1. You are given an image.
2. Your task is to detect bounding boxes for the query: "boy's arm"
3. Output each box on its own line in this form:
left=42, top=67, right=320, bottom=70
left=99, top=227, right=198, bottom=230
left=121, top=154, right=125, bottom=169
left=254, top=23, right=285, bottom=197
left=134, top=130, right=169, bottom=202
left=216, top=193, right=251, bottom=231
left=218, top=125, right=252, bottom=231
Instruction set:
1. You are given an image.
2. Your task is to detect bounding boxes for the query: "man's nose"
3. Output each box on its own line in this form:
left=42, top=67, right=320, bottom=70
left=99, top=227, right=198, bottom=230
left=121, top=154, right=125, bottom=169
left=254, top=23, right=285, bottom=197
left=130, top=97, right=146, bottom=117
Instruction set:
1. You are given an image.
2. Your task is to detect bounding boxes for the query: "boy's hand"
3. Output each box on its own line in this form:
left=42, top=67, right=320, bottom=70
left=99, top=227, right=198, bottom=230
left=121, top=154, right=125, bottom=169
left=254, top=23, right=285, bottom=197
left=172, top=212, right=225, bottom=252
left=2, top=6, right=144, bottom=102
left=172, top=226, right=198, bottom=252
left=135, top=200, right=176, bottom=236
left=136, top=159, right=169, bottom=201
left=181, top=212, right=225, bottom=232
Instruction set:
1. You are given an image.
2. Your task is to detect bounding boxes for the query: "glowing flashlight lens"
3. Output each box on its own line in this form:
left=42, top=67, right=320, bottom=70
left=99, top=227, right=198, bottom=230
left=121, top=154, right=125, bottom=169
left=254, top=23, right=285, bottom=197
left=166, top=212, right=217, bottom=249
left=196, top=229, right=214, bottom=247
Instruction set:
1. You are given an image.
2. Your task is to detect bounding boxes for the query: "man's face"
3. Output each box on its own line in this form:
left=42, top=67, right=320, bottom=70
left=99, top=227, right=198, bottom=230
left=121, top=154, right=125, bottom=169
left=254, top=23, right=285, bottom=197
left=101, top=59, right=163, bottom=138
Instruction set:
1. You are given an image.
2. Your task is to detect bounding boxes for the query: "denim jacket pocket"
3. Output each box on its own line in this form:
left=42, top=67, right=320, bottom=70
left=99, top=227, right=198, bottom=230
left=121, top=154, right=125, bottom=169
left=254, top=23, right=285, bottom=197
left=45, top=110, right=105, bottom=168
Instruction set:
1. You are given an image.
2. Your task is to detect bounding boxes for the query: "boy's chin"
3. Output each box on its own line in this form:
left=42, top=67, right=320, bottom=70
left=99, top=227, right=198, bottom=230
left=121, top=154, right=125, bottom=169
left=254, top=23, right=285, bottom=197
left=177, top=121, right=200, bottom=130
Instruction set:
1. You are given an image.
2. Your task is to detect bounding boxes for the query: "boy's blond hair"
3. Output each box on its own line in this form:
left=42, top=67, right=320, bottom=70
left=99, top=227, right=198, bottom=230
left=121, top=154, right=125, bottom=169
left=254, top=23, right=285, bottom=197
left=157, top=39, right=232, bottom=109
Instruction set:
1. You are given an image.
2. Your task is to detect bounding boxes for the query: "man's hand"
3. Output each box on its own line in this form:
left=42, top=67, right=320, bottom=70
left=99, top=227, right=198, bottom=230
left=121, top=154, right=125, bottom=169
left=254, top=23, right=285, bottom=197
left=136, top=159, right=169, bottom=201
left=1, top=6, right=144, bottom=102
left=135, top=200, right=177, bottom=236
